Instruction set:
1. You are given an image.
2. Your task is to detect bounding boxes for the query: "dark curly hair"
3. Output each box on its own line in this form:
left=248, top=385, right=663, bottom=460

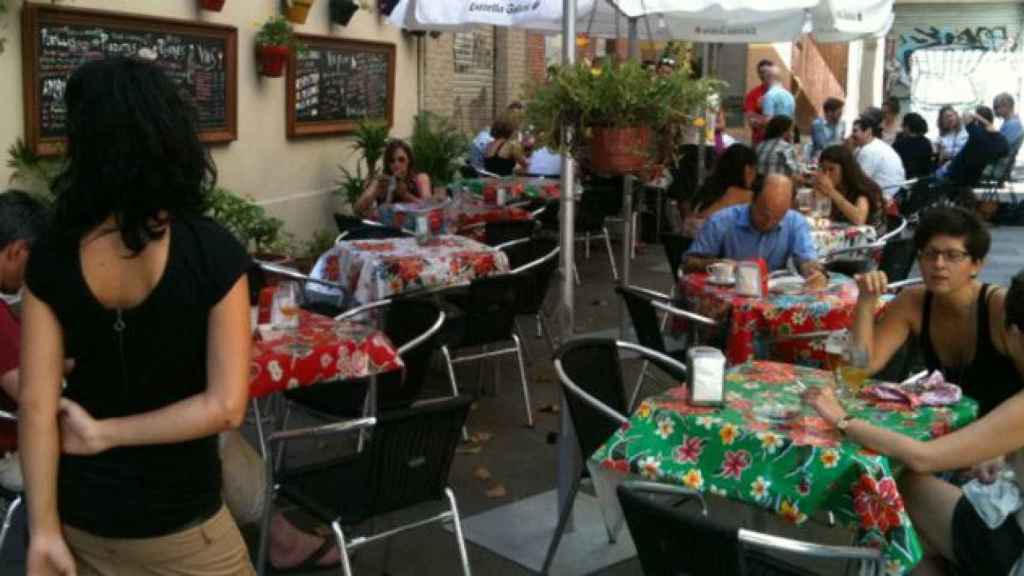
left=818, top=145, right=883, bottom=224
left=52, top=57, right=215, bottom=254
left=913, top=206, right=990, bottom=262
left=1007, top=270, right=1024, bottom=331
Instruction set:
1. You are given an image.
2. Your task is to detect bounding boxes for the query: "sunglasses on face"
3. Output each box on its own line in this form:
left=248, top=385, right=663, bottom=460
left=918, top=248, right=970, bottom=263
left=391, top=156, right=408, bottom=165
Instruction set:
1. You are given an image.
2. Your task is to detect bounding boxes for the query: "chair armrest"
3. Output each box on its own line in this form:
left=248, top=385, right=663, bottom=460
left=257, top=261, right=345, bottom=292
left=397, top=310, right=445, bottom=356
left=822, top=241, right=885, bottom=263
left=738, top=529, right=882, bottom=563
left=553, top=359, right=630, bottom=426
left=495, top=237, right=531, bottom=252
left=617, top=341, right=689, bottom=383
left=887, top=277, right=923, bottom=292
left=267, top=416, right=377, bottom=447
left=334, top=299, right=393, bottom=322
left=0, top=409, right=15, bottom=423
left=877, top=217, right=908, bottom=243
left=650, top=300, right=717, bottom=328
left=509, top=245, right=559, bottom=275
left=621, top=480, right=708, bottom=515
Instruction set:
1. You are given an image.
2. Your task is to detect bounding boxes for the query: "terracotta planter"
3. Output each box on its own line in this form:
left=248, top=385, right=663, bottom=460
left=589, top=126, right=652, bottom=175
left=329, top=0, right=359, bottom=26
left=256, top=45, right=290, bottom=78
left=198, top=0, right=226, bottom=11
left=283, top=0, right=315, bottom=24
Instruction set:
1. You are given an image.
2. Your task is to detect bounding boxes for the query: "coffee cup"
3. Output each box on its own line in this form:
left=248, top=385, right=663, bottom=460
left=706, top=262, right=734, bottom=283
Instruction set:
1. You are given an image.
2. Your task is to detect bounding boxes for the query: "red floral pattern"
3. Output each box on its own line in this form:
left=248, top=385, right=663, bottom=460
left=852, top=475, right=905, bottom=534
left=250, top=310, right=403, bottom=398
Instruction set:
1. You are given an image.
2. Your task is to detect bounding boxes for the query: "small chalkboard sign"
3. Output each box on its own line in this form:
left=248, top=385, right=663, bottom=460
left=22, top=5, right=238, bottom=155
left=287, top=34, right=395, bottom=138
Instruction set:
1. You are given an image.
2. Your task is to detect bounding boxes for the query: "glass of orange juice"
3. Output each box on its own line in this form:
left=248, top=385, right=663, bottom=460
left=272, top=281, right=302, bottom=330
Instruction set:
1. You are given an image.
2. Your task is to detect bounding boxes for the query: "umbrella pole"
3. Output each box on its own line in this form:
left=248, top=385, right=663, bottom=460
left=697, top=42, right=710, bottom=186
left=556, top=0, right=580, bottom=546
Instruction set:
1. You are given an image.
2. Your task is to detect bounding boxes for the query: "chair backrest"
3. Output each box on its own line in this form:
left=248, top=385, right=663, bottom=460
left=380, top=298, right=445, bottom=410
left=661, top=233, right=692, bottom=281
left=366, top=395, right=472, bottom=515
left=879, top=237, right=916, bottom=282
left=615, top=286, right=668, bottom=354
left=502, top=237, right=559, bottom=315
left=554, top=338, right=630, bottom=458
left=334, top=213, right=365, bottom=234
left=457, top=273, right=522, bottom=347
left=484, top=219, right=536, bottom=247
left=618, top=483, right=744, bottom=576
left=340, top=224, right=408, bottom=241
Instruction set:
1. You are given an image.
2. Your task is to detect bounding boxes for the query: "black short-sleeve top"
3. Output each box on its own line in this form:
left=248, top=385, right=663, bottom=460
left=25, top=215, right=250, bottom=538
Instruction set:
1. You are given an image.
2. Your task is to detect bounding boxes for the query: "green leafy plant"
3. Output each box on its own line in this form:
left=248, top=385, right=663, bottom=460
left=410, top=111, right=468, bottom=188
left=353, top=120, right=389, bottom=180
left=301, top=228, right=336, bottom=259
left=6, top=138, right=62, bottom=204
left=255, top=15, right=305, bottom=53
left=205, top=187, right=293, bottom=256
left=335, top=162, right=366, bottom=207
left=525, top=60, right=723, bottom=156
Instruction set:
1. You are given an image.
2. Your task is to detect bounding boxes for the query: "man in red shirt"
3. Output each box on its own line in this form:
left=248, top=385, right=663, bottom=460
left=0, top=190, right=51, bottom=491
left=744, top=59, right=775, bottom=146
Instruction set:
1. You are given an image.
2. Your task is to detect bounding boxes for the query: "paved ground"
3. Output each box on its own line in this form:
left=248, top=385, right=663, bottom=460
left=4, top=220, right=1024, bottom=576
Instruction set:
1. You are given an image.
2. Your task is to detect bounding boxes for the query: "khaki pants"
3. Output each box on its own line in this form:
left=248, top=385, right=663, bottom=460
left=64, top=506, right=256, bottom=576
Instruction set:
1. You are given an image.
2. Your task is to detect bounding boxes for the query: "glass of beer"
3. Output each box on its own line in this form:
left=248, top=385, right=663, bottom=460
left=272, top=281, right=302, bottom=330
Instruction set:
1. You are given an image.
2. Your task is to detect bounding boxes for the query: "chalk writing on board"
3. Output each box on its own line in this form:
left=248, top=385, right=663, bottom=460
left=293, top=47, right=389, bottom=123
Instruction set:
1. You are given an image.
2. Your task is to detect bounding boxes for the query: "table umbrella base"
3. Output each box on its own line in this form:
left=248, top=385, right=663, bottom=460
left=447, top=489, right=636, bottom=574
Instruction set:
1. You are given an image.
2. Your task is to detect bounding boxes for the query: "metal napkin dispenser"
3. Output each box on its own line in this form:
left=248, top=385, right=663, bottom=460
left=687, top=346, right=726, bottom=406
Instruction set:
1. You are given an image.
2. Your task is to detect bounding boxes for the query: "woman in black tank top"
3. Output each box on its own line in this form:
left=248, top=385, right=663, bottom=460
left=482, top=116, right=527, bottom=176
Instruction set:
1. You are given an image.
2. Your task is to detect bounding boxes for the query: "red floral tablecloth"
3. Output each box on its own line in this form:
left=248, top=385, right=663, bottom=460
left=250, top=310, right=403, bottom=398
left=592, top=361, right=978, bottom=576
left=451, top=198, right=533, bottom=242
left=680, top=273, right=863, bottom=367
left=455, top=177, right=561, bottom=200
left=318, top=235, right=509, bottom=305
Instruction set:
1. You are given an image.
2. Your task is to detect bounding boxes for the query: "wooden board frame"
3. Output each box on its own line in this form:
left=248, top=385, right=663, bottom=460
left=22, top=4, right=238, bottom=156
left=286, top=34, right=396, bottom=138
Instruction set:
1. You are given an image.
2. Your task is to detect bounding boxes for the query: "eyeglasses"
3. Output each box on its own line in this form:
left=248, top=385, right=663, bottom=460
left=391, top=156, right=408, bottom=165
left=918, top=248, right=971, bottom=263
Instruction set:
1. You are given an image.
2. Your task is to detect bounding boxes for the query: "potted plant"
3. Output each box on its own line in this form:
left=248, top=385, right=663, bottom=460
left=6, top=138, right=62, bottom=205
left=335, top=120, right=389, bottom=213
left=254, top=16, right=302, bottom=78
left=526, top=60, right=721, bottom=175
left=410, top=112, right=468, bottom=194
left=205, top=187, right=294, bottom=261
left=198, top=0, right=227, bottom=11
left=282, top=0, right=316, bottom=24
left=329, top=0, right=359, bottom=26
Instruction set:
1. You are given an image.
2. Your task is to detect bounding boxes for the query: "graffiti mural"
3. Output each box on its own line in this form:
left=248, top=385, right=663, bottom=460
left=885, top=25, right=1015, bottom=98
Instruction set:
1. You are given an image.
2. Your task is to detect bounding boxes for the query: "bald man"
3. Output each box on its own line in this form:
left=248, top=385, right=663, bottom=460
left=684, top=175, right=827, bottom=289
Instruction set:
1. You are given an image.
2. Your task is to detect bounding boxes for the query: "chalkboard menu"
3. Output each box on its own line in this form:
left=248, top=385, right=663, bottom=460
left=22, top=5, right=238, bottom=155
left=287, top=35, right=395, bottom=138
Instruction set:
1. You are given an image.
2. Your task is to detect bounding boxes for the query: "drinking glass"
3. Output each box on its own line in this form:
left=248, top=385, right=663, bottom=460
left=796, top=188, right=814, bottom=214
left=813, top=193, right=832, bottom=219
left=272, top=281, right=302, bottom=330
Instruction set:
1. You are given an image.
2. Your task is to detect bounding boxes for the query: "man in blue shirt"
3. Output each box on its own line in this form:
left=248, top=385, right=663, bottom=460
left=995, top=93, right=1023, bottom=150
left=684, top=175, right=827, bottom=288
left=760, top=66, right=796, bottom=123
left=810, top=97, right=845, bottom=158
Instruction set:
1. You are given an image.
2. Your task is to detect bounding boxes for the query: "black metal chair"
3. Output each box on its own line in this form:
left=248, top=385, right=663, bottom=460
left=660, top=233, right=693, bottom=290
left=483, top=219, right=538, bottom=247
left=336, top=224, right=410, bottom=242
left=0, top=409, right=20, bottom=558
left=543, top=337, right=689, bottom=573
left=617, top=481, right=882, bottom=576
left=440, top=272, right=533, bottom=427
left=821, top=216, right=909, bottom=278
left=615, top=285, right=718, bottom=408
left=282, top=298, right=446, bottom=419
left=258, top=396, right=474, bottom=576
left=498, top=237, right=561, bottom=355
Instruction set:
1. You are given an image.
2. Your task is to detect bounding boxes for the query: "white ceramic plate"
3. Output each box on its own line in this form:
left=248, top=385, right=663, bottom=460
left=706, top=277, right=736, bottom=287
left=768, top=276, right=805, bottom=295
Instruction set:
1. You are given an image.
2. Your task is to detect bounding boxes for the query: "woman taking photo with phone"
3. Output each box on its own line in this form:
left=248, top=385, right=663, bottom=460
left=354, top=139, right=432, bottom=217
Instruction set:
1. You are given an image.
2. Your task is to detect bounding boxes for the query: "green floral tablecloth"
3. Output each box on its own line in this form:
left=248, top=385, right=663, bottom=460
left=591, top=361, right=978, bottom=575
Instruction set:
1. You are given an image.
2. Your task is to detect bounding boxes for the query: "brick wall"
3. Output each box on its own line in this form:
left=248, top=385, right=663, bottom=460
left=526, top=33, right=547, bottom=85
left=423, top=26, right=495, bottom=134
left=494, top=28, right=528, bottom=112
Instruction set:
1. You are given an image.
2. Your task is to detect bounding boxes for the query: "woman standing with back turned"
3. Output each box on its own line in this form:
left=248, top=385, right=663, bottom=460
left=19, top=58, right=254, bottom=574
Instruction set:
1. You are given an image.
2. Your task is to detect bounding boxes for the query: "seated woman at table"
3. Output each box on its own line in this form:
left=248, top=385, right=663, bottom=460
left=683, top=174, right=828, bottom=290
left=483, top=115, right=529, bottom=176
left=846, top=206, right=1019, bottom=418
left=679, top=143, right=757, bottom=238
left=812, top=144, right=885, bottom=228
left=354, top=139, right=432, bottom=217
left=18, top=57, right=255, bottom=574
left=804, top=270, right=1024, bottom=576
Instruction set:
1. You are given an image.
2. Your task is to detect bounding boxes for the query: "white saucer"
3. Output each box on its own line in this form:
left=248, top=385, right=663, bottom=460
left=768, top=276, right=805, bottom=294
left=706, top=277, right=736, bottom=287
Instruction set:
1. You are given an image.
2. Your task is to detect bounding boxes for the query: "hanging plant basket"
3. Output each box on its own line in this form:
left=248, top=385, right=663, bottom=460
left=283, top=0, right=316, bottom=24
left=256, top=45, right=290, bottom=78
left=589, top=126, right=652, bottom=175
left=329, top=0, right=359, bottom=26
left=198, top=0, right=227, bottom=10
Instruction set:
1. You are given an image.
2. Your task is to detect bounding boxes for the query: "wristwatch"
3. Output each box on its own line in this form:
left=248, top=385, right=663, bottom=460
left=836, top=414, right=857, bottom=433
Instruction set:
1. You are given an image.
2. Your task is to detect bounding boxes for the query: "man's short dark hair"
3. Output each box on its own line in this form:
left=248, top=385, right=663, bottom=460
left=0, top=190, right=50, bottom=251
left=994, top=93, right=1015, bottom=111
left=764, top=115, right=793, bottom=140
left=757, top=59, right=773, bottom=70
left=913, top=206, right=991, bottom=262
left=975, top=105, right=995, bottom=124
left=902, top=112, right=928, bottom=136
left=1006, top=270, right=1024, bottom=331
left=858, top=106, right=884, bottom=137
left=823, top=97, right=844, bottom=113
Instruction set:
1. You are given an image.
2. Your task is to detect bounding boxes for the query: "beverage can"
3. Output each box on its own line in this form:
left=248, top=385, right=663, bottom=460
left=497, top=188, right=507, bottom=206
left=415, top=214, right=429, bottom=244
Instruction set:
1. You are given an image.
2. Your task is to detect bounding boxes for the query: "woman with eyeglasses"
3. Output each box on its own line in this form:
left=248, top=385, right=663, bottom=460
left=845, top=206, right=1019, bottom=417
left=354, top=139, right=432, bottom=217
left=803, top=270, right=1024, bottom=576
